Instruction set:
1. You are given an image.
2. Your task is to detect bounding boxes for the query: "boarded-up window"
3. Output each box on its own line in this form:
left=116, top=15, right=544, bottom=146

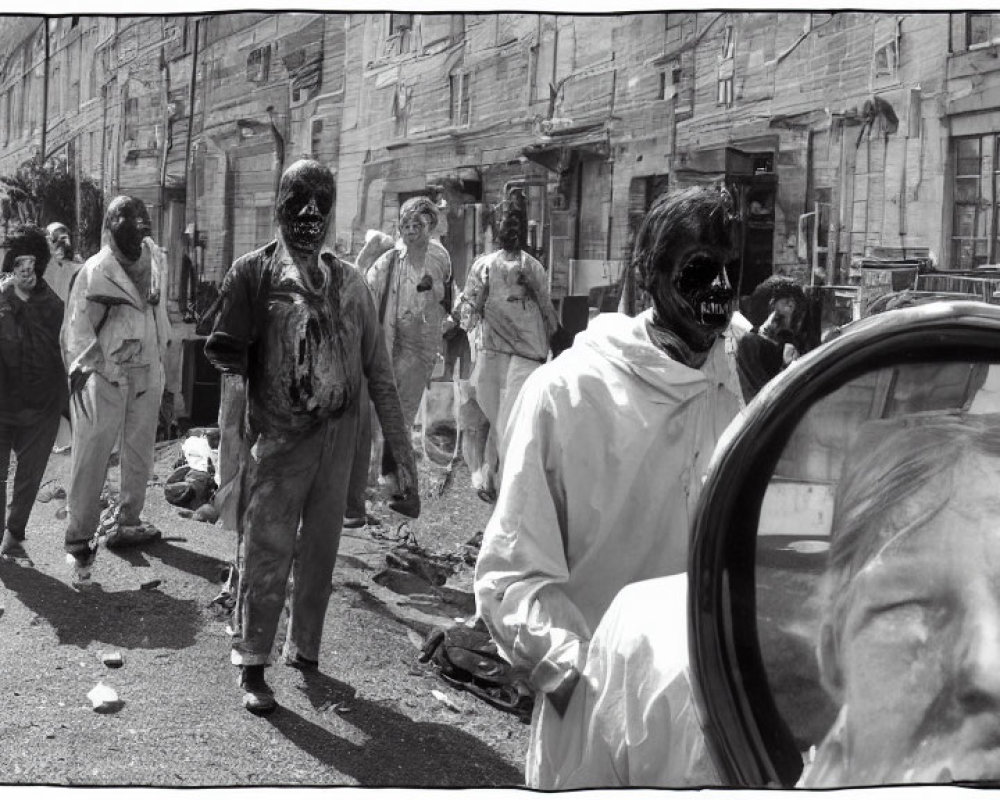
left=449, top=71, right=469, bottom=126
left=531, top=16, right=558, bottom=105
left=246, top=45, right=270, bottom=84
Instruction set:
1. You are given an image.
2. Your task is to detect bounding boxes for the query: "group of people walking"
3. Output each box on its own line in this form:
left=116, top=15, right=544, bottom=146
left=1, top=203, right=167, bottom=583
left=4, top=157, right=811, bottom=767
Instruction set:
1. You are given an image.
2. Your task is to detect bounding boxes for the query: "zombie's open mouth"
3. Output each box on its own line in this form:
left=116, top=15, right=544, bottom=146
left=698, top=301, right=731, bottom=326
left=290, top=218, right=324, bottom=240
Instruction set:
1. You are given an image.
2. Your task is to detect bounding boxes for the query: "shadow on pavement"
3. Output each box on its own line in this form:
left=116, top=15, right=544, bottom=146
left=0, top=562, right=202, bottom=650
left=268, top=671, right=523, bottom=787
left=131, top=539, right=231, bottom=584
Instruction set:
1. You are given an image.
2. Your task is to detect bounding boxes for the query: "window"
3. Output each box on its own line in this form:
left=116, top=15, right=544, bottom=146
left=722, top=24, right=735, bottom=59
left=718, top=76, right=733, bottom=107
left=310, top=118, right=323, bottom=157
left=254, top=205, right=272, bottom=250
left=968, top=13, right=1000, bottom=48
left=124, top=96, right=139, bottom=145
left=246, top=45, right=270, bottom=84
left=67, top=38, right=81, bottom=112
left=658, top=71, right=667, bottom=100
left=388, top=13, right=413, bottom=35
left=449, top=71, right=470, bottom=126
left=50, top=63, right=61, bottom=116
left=950, top=135, right=1000, bottom=269
left=531, top=21, right=557, bottom=105
left=392, top=83, right=410, bottom=138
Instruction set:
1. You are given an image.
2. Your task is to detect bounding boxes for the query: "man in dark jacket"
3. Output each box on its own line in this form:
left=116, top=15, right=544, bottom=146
left=0, top=225, right=68, bottom=566
left=735, top=275, right=807, bottom=403
left=205, top=159, right=418, bottom=714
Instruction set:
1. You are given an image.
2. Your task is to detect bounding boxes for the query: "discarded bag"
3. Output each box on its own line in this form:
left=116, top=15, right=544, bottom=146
left=164, top=465, right=217, bottom=511
left=419, top=620, right=533, bottom=723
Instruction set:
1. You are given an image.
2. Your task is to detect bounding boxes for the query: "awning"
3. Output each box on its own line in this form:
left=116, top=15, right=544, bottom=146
left=522, top=122, right=610, bottom=172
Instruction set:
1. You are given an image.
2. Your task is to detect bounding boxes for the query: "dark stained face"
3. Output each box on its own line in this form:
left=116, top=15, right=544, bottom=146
left=276, top=160, right=335, bottom=253
left=656, top=243, right=735, bottom=353
left=496, top=212, right=523, bottom=251
left=106, top=196, right=152, bottom=263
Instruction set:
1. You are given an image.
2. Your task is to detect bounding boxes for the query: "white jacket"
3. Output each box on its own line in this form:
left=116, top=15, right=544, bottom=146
left=62, top=238, right=171, bottom=388
left=474, top=308, right=740, bottom=787
left=545, top=575, right=720, bottom=788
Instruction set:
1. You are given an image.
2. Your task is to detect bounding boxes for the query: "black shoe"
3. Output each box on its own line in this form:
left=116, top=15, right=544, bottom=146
left=0, top=531, right=33, bottom=567
left=285, top=653, right=319, bottom=672
left=239, top=665, right=277, bottom=715
left=389, top=491, right=421, bottom=519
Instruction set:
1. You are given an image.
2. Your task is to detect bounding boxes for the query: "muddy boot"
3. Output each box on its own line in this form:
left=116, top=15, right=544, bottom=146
left=239, top=665, right=277, bottom=715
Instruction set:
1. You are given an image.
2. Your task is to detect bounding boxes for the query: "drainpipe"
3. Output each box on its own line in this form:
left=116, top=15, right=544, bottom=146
left=182, top=17, right=200, bottom=283
left=40, top=19, right=49, bottom=161
left=266, top=105, right=285, bottom=199
left=158, top=44, right=170, bottom=240
left=182, top=17, right=200, bottom=214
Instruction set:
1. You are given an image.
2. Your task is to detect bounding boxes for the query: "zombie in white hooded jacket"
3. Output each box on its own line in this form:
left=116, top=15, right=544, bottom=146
left=474, top=187, right=742, bottom=788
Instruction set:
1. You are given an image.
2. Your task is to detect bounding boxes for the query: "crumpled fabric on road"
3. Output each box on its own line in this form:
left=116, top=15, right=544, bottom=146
left=532, top=574, right=720, bottom=788
left=474, top=309, right=741, bottom=787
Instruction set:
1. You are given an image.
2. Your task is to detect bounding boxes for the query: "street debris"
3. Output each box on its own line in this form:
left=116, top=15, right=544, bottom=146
left=431, top=688, right=461, bottom=712
left=87, top=682, right=122, bottom=713
left=101, top=651, right=124, bottom=668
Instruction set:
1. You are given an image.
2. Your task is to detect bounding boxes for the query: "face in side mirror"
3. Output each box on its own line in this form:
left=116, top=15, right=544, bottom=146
left=690, top=301, right=1000, bottom=789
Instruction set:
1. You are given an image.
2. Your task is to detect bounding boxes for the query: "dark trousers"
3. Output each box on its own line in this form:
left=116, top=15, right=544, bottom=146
left=0, top=409, right=61, bottom=540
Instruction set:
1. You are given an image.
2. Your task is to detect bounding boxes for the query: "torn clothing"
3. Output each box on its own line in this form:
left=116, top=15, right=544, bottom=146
left=366, top=240, right=453, bottom=436
left=61, top=242, right=171, bottom=387
left=456, top=250, right=558, bottom=363
left=473, top=309, right=740, bottom=787
left=366, top=239, right=452, bottom=360
left=231, top=409, right=356, bottom=666
left=537, top=575, right=720, bottom=788
left=0, top=279, right=66, bottom=424
left=204, top=238, right=411, bottom=471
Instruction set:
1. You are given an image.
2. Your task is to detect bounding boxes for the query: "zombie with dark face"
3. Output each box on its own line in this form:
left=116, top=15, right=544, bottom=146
left=205, top=160, right=416, bottom=715
left=44, top=222, right=83, bottom=452
left=450, top=201, right=559, bottom=501
left=735, top=274, right=807, bottom=403
left=474, top=186, right=742, bottom=788
left=0, top=225, right=66, bottom=566
left=61, top=195, right=172, bottom=584
left=45, top=222, right=83, bottom=306
left=365, top=196, right=452, bottom=493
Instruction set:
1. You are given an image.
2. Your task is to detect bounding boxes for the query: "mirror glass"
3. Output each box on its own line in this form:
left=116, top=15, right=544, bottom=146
left=755, top=358, right=1000, bottom=787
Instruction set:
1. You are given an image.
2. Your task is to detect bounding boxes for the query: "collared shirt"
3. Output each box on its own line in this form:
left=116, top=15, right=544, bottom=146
left=206, top=237, right=410, bottom=444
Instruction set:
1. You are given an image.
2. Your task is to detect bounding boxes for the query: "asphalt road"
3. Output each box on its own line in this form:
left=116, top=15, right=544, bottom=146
left=0, top=442, right=527, bottom=789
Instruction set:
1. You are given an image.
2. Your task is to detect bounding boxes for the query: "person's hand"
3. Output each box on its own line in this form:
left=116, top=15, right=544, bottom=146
left=440, top=314, right=457, bottom=335
left=782, top=343, right=800, bottom=366
left=69, top=369, right=91, bottom=396
left=388, top=460, right=421, bottom=518
left=416, top=274, right=433, bottom=293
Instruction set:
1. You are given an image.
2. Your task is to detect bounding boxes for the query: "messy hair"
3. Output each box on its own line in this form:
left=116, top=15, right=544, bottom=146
left=399, top=196, right=439, bottom=231
left=822, top=411, right=1000, bottom=641
left=2, top=224, right=52, bottom=277
left=632, top=186, right=734, bottom=295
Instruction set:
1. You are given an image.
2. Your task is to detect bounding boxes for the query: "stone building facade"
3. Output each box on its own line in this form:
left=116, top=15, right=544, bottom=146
left=4, top=11, right=1000, bottom=321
